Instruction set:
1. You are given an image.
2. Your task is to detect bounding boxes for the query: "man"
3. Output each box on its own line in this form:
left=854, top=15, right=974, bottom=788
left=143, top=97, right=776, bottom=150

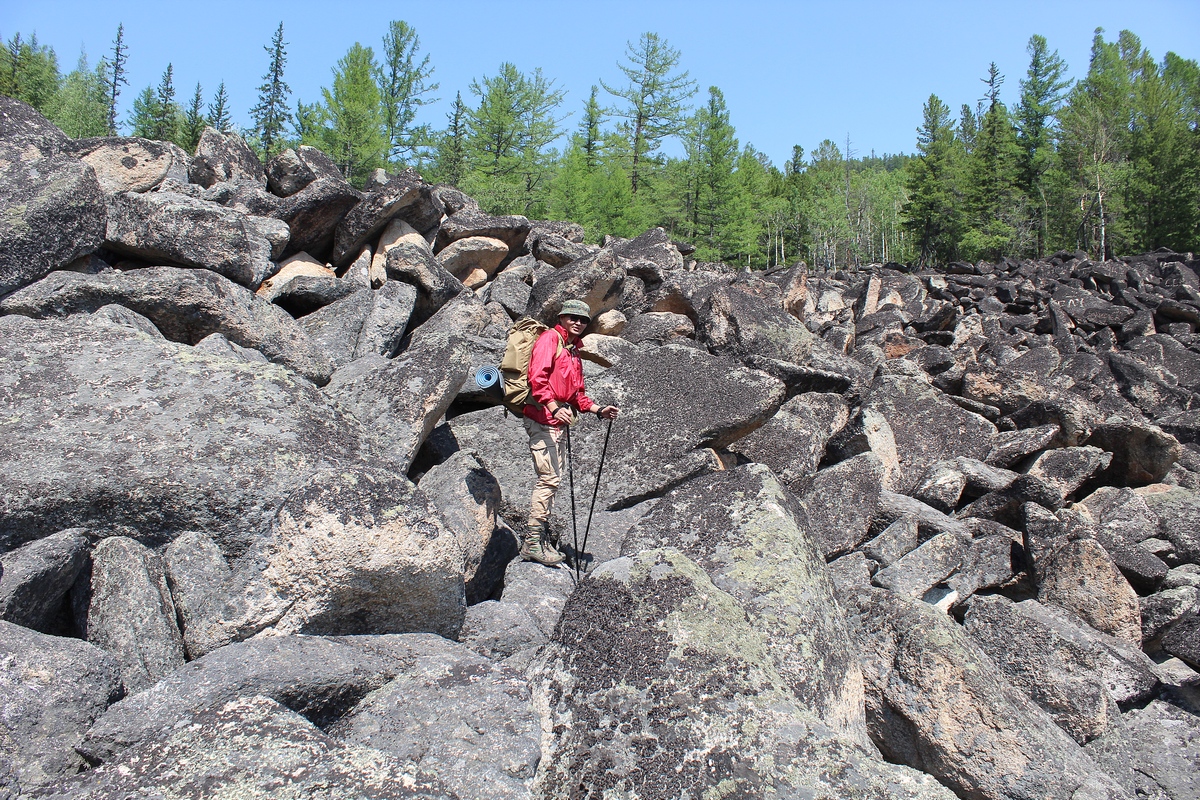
left=522, top=299, right=619, bottom=566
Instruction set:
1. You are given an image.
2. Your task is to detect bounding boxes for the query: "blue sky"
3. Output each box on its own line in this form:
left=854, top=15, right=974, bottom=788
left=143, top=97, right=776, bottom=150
left=6, top=0, right=1199, bottom=166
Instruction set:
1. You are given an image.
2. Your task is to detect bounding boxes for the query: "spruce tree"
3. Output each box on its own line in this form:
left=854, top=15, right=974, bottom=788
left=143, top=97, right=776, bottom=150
left=47, top=49, right=108, bottom=137
left=903, top=94, right=962, bottom=266
left=1, top=32, right=60, bottom=111
left=250, top=22, right=292, bottom=158
left=601, top=32, right=696, bottom=195
left=1015, top=34, right=1070, bottom=257
left=693, top=86, right=738, bottom=260
left=128, top=85, right=158, bottom=138
left=376, top=20, right=437, bottom=166
left=432, top=91, right=468, bottom=187
left=207, top=80, right=231, bottom=132
left=181, top=82, right=205, bottom=151
left=150, top=63, right=178, bottom=143
left=960, top=64, right=1025, bottom=260
left=580, top=85, right=603, bottom=170
left=106, top=23, right=128, bottom=134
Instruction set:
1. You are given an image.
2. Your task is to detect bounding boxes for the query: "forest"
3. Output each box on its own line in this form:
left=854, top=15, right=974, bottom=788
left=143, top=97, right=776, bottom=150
left=2, top=21, right=1197, bottom=268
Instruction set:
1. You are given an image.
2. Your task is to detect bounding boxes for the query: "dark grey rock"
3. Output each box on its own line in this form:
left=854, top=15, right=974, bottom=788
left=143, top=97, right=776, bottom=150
left=436, top=208, right=530, bottom=252
left=327, top=339, right=470, bottom=474
left=459, top=600, right=544, bottom=660
left=485, top=271, right=533, bottom=319
left=162, top=530, right=230, bottom=660
left=0, top=529, right=89, bottom=632
left=873, top=491, right=972, bottom=540
left=1087, top=420, right=1181, bottom=485
left=54, top=695, right=453, bottom=799
left=861, top=516, right=919, bottom=567
left=1, top=266, right=335, bottom=384
left=80, top=632, right=459, bottom=765
left=498, top=559, right=576, bottom=640
left=964, top=596, right=1158, bottom=743
left=798, top=453, right=884, bottom=559
left=275, top=176, right=364, bottom=261
left=75, top=536, right=184, bottom=693
left=872, top=530, right=971, bottom=600
left=0, top=621, right=122, bottom=792
left=0, top=137, right=105, bottom=297
left=864, top=374, right=997, bottom=493
left=268, top=272, right=356, bottom=316
left=0, top=95, right=69, bottom=149
left=844, top=587, right=1132, bottom=800
left=531, top=231, right=592, bottom=267
left=1026, top=446, right=1114, bottom=502
left=266, top=145, right=343, bottom=197
left=187, top=127, right=264, bottom=188
left=1121, top=700, right=1200, bottom=800
left=1142, top=586, right=1200, bottom=642
left=1140, top=484, right=1200, bottom=565
left=524, top=246, right=626, bottom=325
left=1006, top=396, right=1103, bottom=448
left=386, top=240, right=466, bottom=327
left=1162, top=611, right=1200, bottom=669
left=329, top=642, right=539, bottom=800
left=331, top=171, right=438, bottom=266
left=103, top=190, right=289, bottom=289
left=696, top=282, right=815, bottom=364
left=0, top=313, right=369, bottom=553
left=621, top=310, right=695, bottom=344
left=727, top=392, right=849, bottom=490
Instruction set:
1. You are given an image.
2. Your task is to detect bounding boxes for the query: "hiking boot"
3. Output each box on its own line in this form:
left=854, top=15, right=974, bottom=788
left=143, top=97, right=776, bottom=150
left=521, top=523, right=563, bottom=566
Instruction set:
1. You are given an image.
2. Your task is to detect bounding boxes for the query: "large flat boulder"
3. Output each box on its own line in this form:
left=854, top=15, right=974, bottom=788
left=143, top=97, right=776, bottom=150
left=863, top=374, right=997, bottom=493
left=266, top=144, right=343, bottom=197
left=621, top=464, right=868, bottom=741
left=533, top=549, right=954, bottom=800
left=696, top=282, right=815, bottom=364
left=1, top=266, right=335, bottom=384
left=181, top=469, right=466, bottom=656
left=1037, top=538, right=1143, bottom=646
left=187, top=127, right=264, bottom=188
left=65, top=136, right=190, bottom=193
left=964, top=595, right=1159, bottom=744
left=330, top=642, right=539, bottom=800
left=55, top=695, right=453, bottom=799
left=845, top=587, right=1131, bottom=800
left=0, top=137, right=105, bottom=297
left=104, top=190, right=289, bottom=289
left=80, top=633, right=457, bottom=765
left=524, top=247, right=625, bottom=325
left=331, top=171, right=436, bottom=266
left=727, top=392, right=849, bottom=489
left=0, top=621, right=122, bottom=793
left=0, top=313, right=369, bottom=553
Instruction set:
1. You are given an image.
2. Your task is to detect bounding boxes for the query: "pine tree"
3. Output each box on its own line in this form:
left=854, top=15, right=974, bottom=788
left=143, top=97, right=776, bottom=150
left=318, top=43, right=386, bottom=186
left=250, top=22, right=292, bottom=158
left=1, top=32, right=60, bottom=111
left=181, top=82, right=205, bottom=151
left=207, top=80, right=231, bottom=132
left=1015, top=34, right=1070, bottom=256
left=106, top=23, right=128, bottom=134
left=692, top=86, right=738, bottom=260
left=601, top=32, right=696, bottom=195
left=376, top=20, right=437, bottom=166
left=903, top=94, right=962, bottom=266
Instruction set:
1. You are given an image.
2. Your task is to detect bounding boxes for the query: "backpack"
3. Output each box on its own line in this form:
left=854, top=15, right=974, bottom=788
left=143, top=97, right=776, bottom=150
left=499, top=318, right=563, bottom=414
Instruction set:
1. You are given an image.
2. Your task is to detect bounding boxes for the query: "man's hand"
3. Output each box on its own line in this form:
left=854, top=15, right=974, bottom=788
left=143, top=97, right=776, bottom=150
left=552, top=405, right=575, bottom=425
left=596, top=405, right=620, bottom=420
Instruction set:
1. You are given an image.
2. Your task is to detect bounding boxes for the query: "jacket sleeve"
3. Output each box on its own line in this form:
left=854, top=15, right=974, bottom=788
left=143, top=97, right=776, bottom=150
left=528, top=330, right=559, bottom=407
left=575, top=387, right=597, bottom=413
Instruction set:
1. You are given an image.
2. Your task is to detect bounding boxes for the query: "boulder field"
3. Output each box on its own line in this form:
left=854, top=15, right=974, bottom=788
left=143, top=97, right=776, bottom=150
left=1, top=96, right=1198, bottom=799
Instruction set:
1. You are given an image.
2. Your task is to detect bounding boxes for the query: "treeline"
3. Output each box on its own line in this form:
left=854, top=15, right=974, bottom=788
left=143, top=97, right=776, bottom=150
left=4, top=23, right=1197, bottom=267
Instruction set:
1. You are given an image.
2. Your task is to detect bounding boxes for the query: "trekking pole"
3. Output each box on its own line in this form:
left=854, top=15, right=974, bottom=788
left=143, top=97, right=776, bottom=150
left=578, top=415, right=614, bottom=578
left=564, top=423, right=579, bottom=572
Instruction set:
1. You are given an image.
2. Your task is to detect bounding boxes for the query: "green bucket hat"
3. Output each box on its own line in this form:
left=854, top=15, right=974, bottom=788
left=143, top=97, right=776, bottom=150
left=559, top=299, right=592, bottom=320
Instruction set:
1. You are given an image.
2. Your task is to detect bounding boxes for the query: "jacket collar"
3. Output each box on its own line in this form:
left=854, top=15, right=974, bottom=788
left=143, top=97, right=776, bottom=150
left=553, top=323, right=581, bottom=349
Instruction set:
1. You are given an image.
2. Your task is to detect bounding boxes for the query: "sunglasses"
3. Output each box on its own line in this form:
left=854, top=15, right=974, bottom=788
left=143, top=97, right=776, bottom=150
left=563, top=315, right=590, bottom=325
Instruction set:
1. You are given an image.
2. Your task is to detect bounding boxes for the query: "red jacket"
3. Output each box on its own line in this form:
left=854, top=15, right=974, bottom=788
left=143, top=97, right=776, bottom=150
left=524, top=324, right=596, bottom=427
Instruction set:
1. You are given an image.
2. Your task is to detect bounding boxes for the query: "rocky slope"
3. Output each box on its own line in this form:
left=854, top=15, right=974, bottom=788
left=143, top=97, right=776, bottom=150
left=1, top=95, right=1198, bottom=799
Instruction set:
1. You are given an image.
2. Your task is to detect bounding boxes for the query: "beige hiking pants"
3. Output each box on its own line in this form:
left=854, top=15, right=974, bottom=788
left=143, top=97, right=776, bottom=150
left=525, top=417, right=567, bottom=526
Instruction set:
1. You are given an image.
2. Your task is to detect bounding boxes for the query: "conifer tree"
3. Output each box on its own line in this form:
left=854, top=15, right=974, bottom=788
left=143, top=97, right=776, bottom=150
left=693, top=86, right=738, bottom=259
left=106, top=23, right=128, bottom=134
left=960, top=64, right=1025, bottom=260
left=319, top=43, right=386, bottom=186
left=149, top=63, right=178, bottom=143
left=580, top=85, right=603, bottom=170
left=904, top=94, right=961, bottom=265
left=181, top=82, right=205, bottom=151
left=250, top=22, right=292, bottom=158
left=1015, top=34, right=1070, bottom=257
left=1, top=32, right=60, bottom=111
left=601, top=32, right=696, bottom=195
left=431, top=91, right=468, bottom=187
left=376, top=20, right=437, bottom=166
left=47, top=49, right=108, bottom=137
left=207, top=80, right=231, bottom=132
left=128, top=85, right=158, bottom=138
